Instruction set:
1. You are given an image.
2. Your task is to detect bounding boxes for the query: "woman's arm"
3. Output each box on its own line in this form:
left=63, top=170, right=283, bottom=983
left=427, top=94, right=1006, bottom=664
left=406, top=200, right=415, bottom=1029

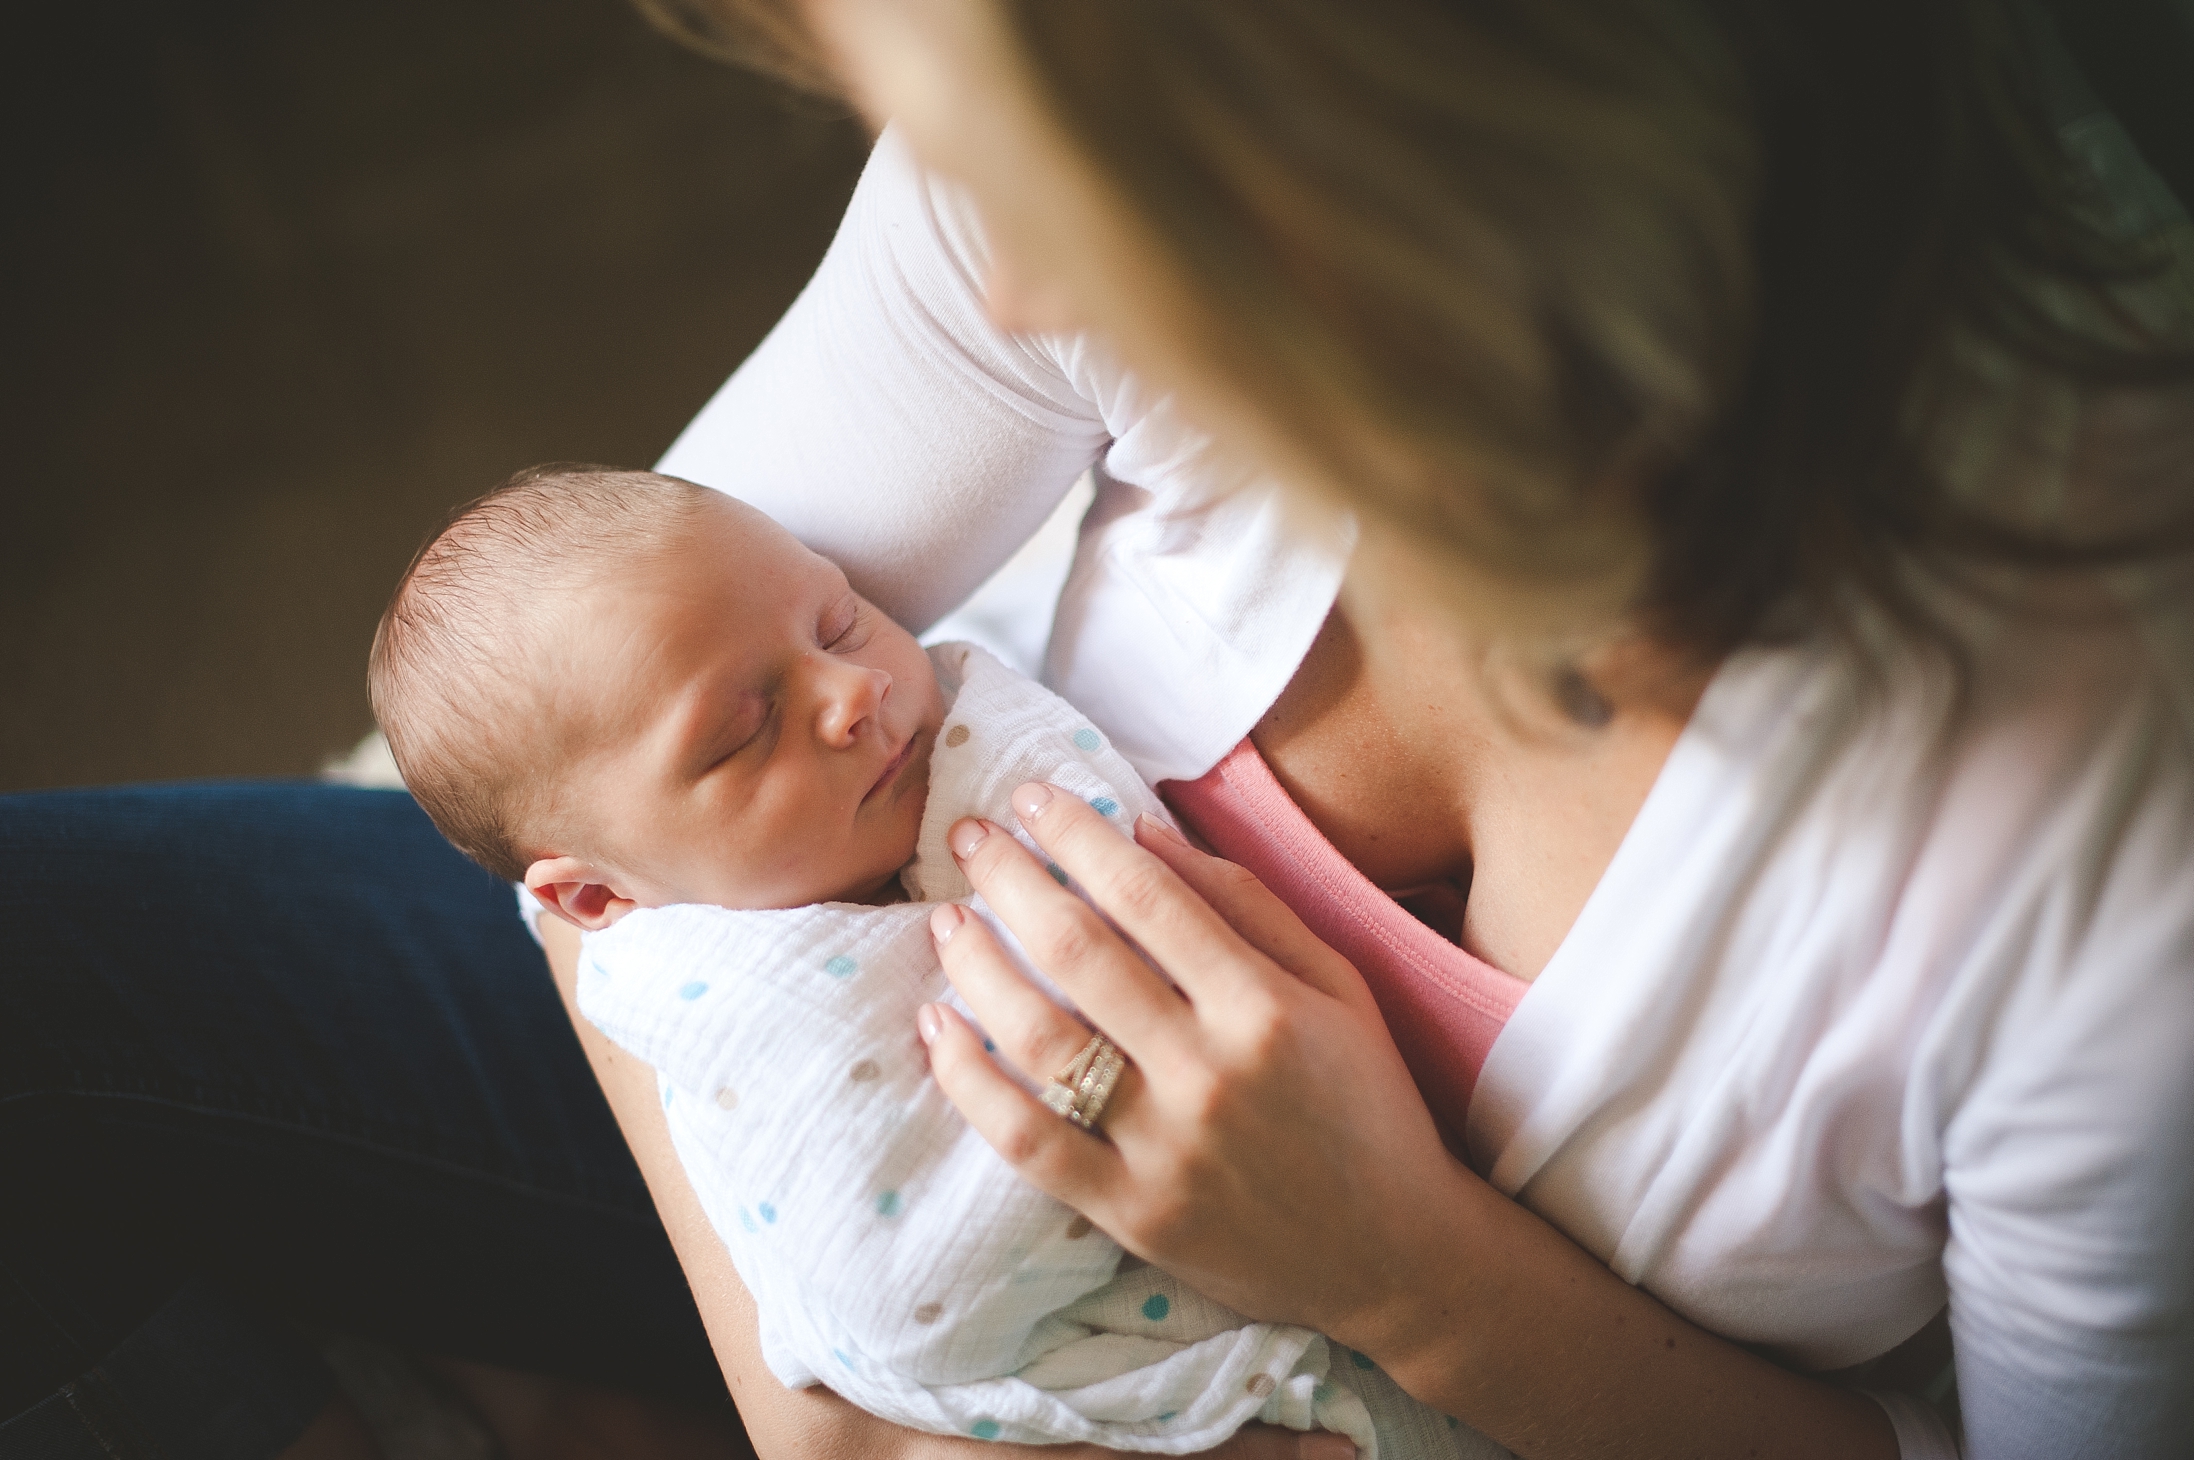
left=655, top=127, right=1112, bottom=634
left=921, top=797, right=1900, bottom=1460
left=536, top=917, right=1349, bottom=1460
left=540, top=917, right=905, bottom=1458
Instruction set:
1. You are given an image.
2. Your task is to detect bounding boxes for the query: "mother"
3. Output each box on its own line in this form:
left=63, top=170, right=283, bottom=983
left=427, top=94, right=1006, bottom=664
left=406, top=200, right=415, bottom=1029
left=5, top=1, right=2190, bottom=1458
left=566, top=0, right=2193, bottom=1455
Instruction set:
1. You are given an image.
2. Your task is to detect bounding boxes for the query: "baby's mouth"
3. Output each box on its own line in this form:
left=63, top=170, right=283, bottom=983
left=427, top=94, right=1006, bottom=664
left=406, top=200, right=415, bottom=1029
left=864, top=734, right=917, bottom=805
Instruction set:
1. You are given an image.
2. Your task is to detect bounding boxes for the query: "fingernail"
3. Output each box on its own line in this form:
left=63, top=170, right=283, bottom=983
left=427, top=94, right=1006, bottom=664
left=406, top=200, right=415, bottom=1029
left=1137, top=813, right=1187, bottom=848
left=949, top=818, right=989, bottom=861
left=930, top=902, right=964, bottom=944
left=916, top=1003, right=941, bottom=1045
left=1299, top=1436, right=1358, bottom=1460
left=1012, top=782, right=1055, bottom=822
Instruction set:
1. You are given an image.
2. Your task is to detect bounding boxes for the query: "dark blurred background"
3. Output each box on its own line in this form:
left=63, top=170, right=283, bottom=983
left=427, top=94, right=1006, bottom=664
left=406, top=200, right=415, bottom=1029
left=3, top=0, right=868, bottom=792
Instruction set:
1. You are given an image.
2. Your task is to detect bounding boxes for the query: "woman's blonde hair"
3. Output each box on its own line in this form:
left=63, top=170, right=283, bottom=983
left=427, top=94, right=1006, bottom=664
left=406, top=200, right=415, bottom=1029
left=637, top=0, right=2193, bottom=659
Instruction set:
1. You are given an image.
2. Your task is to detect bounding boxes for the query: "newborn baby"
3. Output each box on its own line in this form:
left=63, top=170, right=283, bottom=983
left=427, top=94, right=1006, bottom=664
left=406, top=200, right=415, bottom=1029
left=370, top=466, right=1495, bottom=1460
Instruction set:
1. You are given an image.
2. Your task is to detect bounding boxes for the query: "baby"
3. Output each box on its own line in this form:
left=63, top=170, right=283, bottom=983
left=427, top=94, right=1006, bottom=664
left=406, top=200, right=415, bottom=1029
left=370, top=466, right=1495, bottom=1460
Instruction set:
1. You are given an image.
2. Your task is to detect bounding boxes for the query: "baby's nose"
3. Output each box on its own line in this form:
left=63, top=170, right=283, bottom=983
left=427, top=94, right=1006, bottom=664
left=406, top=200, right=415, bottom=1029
left=815, top=660, right=888, bottom=744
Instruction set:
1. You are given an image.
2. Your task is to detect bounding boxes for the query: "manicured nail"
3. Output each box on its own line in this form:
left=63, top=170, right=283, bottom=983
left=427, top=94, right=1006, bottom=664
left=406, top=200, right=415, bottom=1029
left=930, top=902, right=964, bottom=944
left=1298, top=1435, right=1358, bottom=1460
left=1012, top=782, right=1055, bottom=822
left=949, top=818, right=990, bottom=860
left=1137, top=813, right=1187, bottom=848
left=916, top=1003, right=941, bottom=1045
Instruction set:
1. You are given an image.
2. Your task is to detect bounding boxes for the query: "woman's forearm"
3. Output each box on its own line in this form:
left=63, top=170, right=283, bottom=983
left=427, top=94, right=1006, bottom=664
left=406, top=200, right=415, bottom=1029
left=1347, top=1158, right=1898, bottom=1460
left=543, top=917, right=981, bottom=1457
left=543, top=919, right=853, bottom=1455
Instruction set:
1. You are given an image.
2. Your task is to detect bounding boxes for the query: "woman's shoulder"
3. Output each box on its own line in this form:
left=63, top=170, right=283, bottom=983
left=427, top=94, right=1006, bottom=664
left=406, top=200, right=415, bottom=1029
left=1638, top=576, right=2194, bottom=1142
left=1692, top=576, right=2194, bottom=887
left=1472, top=581, right=2194, bottom=1377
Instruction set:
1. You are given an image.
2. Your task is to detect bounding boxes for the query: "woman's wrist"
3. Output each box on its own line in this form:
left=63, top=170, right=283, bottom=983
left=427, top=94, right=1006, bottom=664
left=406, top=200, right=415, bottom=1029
left=1315, top=1154, right=1511, bottom=1407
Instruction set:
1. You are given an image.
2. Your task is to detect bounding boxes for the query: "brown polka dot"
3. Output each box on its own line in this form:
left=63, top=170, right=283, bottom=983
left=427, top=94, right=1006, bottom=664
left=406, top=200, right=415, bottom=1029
left=944, top=724, right=971, bottom=748
left=714, top=1087, right=738, bottom=1110
left=1246, top=1374, right=1276, bottom=1398
left=849, top=1059, right=881, bottom=1083
left=1064, top=1215, right=1093, bottom=1240
left=914, top=1302, right=944, bottom=1325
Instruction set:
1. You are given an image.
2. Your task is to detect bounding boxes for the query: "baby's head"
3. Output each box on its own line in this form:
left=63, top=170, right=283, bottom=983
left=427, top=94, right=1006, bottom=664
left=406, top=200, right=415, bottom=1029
left=370, top=465, right=943, bottom=928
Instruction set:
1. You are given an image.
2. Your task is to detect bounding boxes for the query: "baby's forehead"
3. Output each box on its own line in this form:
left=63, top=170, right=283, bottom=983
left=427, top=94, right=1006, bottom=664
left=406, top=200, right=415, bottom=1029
left=504, top=487, right=837, bottom=678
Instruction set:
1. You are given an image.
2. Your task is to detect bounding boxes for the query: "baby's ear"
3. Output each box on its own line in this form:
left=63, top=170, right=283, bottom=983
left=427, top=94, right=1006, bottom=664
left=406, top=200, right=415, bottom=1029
left=525, top=857, right=638, bottom=932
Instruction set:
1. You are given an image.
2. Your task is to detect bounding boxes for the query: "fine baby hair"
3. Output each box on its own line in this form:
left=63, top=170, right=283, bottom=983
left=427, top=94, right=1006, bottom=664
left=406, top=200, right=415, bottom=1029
left=370, top=464, right=720, bottom=881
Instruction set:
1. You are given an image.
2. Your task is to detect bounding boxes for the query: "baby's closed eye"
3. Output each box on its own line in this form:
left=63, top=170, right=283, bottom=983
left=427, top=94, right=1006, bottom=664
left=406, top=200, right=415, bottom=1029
left=821, top=595, right=871, bottom=651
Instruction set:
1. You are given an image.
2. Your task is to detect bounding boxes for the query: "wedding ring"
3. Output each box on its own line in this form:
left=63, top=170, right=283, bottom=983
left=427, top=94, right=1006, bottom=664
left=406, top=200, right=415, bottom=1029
left=1041, top=1031, right=1126, bottom=1132
left=1072, top=1043, right=1125, bottom=1130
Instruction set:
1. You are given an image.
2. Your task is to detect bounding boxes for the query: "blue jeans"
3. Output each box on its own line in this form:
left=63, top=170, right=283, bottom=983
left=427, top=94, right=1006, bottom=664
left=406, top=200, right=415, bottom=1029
left=0, top=782, right=731, bottom=1459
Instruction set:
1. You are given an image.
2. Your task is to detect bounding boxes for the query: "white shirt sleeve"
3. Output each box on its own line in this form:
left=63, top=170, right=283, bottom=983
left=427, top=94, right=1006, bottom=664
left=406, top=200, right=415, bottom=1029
left=653, top=126, right=1352, bottom=784
left=1862, top=1391, right=1961, bottom=1460
left=656, top=128, right=1112, bottom=633
left=1935, top=724, right=2194, bottom=1460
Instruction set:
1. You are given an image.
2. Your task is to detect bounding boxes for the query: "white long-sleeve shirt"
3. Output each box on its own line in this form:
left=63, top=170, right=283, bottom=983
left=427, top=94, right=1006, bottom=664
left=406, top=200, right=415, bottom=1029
left=658, top=129, right=2194, bottom=1459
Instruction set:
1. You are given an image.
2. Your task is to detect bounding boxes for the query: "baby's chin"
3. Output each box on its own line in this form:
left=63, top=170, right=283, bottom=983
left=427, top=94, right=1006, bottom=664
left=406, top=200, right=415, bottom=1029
left=828, top=772, right=931, bottom=908
left=827, top=849, right=918, bottom=907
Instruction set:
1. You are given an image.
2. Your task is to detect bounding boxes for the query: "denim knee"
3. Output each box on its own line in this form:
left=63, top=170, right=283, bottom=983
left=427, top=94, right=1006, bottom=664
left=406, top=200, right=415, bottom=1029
left=0, top=1277, right=331, bottom=1460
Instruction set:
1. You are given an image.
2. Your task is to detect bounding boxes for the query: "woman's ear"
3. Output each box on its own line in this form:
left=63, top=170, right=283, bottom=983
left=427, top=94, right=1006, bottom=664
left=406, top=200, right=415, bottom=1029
left=525, top=856, right=639, bottom=932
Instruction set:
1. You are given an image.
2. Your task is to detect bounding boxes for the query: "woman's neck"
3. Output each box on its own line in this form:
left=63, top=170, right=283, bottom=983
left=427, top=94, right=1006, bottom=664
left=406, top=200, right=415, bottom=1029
left=1250, top=602, right=1710, bottom=979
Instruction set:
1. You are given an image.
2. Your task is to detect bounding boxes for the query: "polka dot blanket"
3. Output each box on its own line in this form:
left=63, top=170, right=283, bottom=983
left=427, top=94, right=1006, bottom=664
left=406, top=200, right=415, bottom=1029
left=577, top=643, right=1493, bottom=1458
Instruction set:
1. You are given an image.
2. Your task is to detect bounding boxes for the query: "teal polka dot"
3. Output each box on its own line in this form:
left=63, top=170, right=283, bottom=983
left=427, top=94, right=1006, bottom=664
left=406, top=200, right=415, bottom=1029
left=1447, top=1417, right=1461, bottom=1430
left=584, top=958, right=609, bottom=979
left=969, top=1420, right=1001, bottom=1441
left=983, top=1038, right=996, bottom=1052
left=758, top=1202, right=776, bottom=1224
left=1157, top=1412, right=1177, bottom=1423
left=1140, top=1293, right=1170, bottom=1322
left=824, top=955, right=858, bottom=978
left=1349, top=1349, right=1375, bottom=1371
left=677, top=980, right=708, bottom=1000
left=876, top=1190, right=902, bottom=1217
left=1089, top=796, right=1120, bottom=817
left=662, top=1084, right=673, bottom=1108
left=833, top=1348, right=854, bottom=1369
left=1073, top=728, right=1102, bottom=752
left=1313, top=1383, right=1335, bottom=1405
left=1047, top=864, right=1069, bottom=886
left=737, top=1207, right=758, bottom=1233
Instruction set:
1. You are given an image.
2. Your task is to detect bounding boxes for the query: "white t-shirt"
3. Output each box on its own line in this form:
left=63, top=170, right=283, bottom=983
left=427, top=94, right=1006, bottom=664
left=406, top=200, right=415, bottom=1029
left=658, top=130, right=2194, bottom=1459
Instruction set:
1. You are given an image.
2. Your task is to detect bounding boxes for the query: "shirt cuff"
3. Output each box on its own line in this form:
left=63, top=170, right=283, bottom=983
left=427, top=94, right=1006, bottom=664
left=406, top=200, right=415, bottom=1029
left=1861, top=1388, right=1961, bottom=1459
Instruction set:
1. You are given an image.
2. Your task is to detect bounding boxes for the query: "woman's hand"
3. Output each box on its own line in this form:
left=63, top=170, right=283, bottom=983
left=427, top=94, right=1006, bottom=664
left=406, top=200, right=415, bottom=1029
left=922, top=790, right=1903, bottom=1460
left=919, top=785, right=1477, bottom=1345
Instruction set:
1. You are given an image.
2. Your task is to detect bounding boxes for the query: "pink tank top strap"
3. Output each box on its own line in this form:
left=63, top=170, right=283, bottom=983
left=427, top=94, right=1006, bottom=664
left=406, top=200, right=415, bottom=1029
left=1160, top=738, right=1526, bottom=1144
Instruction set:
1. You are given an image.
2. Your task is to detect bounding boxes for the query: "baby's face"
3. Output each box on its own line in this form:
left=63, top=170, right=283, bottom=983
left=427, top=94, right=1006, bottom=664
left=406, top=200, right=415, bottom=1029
left=545, top=495, right=944, bottom=913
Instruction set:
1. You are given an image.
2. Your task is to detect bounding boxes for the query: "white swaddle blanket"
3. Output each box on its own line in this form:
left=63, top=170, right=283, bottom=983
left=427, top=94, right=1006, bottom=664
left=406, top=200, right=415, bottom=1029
left=577, top=643, right=1496, bottom=1459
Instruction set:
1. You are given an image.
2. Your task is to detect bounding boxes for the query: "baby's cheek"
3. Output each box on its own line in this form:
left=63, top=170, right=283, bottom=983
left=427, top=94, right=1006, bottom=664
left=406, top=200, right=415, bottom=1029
left=888, top=781, right=928, bottom=866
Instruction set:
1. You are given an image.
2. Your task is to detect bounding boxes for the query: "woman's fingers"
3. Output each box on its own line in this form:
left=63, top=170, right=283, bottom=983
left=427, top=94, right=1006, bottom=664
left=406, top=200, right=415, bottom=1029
left=1132, top=815, right=1380, bottom=1018
left=990, top=786, right=1272, bottom=1009
left=929, top=901, right=1153, bottom=1092
left=919, top=998, right=1126, bottom=1210
left=947, top=816, right=1198, bottom=1062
